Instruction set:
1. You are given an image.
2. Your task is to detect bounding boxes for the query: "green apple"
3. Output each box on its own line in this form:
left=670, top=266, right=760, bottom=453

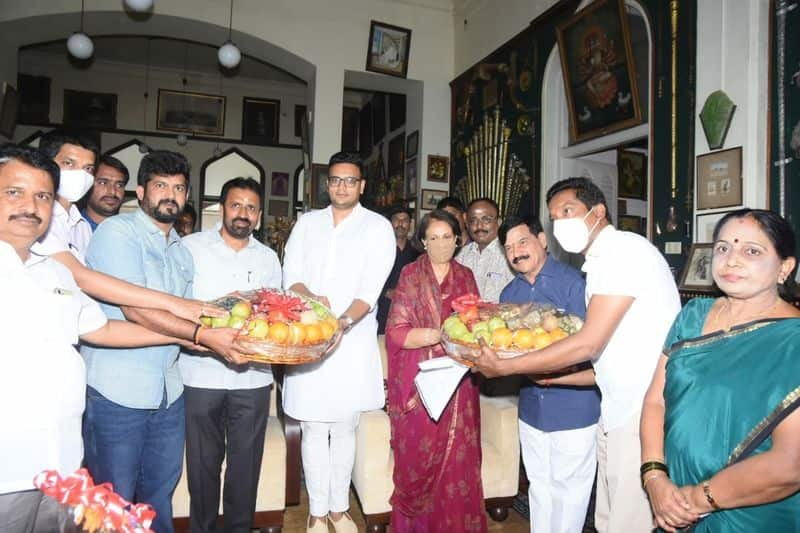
left=200, top=316, right=213, bottom=327
left=228, top=316, right=246, bottom=329
left=475, top=330, right=491, bottom=343
left=488, top=317, right=506, bottom=332
left=455, top=331, right=477, bottom=344
left=230, top=301, right=253, bottom=319
left=248, top=318, right=269, bottom=339
left=210, top=314, right=230, bottom=328
left=471, top=321, right=489, bottom=334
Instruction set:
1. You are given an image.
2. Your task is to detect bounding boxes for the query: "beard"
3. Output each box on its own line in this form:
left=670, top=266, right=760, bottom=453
left=88, top=195, right=122, bottom=217
left=145, top=198, right=182, bottom=223
left=225, top=217, right=253, bottom=239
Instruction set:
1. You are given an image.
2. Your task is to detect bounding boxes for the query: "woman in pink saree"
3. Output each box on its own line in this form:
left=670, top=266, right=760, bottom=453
left=385, top=209, right=487, bottom=532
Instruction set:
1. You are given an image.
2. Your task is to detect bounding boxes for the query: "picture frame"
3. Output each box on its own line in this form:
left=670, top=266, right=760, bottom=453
left=0, top=82, right=19, bottom=138
left=696, top=147, right=742, bottom=210
left=406, top=130, right=419, bottom=159
left=405, top=157, right=418, bottom=199
left=268, top=199, right=290, bottom=218
left=618, top=215, right=644, bottom=235
left=309, top=163, right=330, bottom=209
left=270, top=172, right=290, bottom=197
left=420, top=188, right=446, bottom=210
left=427, top=155, right=449, bottom=183
left=366, top=20, right=412, bottom=78
left=695, top=210, right=733, bottom=243
left=679, top=243, right=716, bottom=292
left=556, top=0, right=642, bottom=144
left=242, top=97, right=280, bottom=145
left=63, top=89, right=117, bottom=129
left=157, top=89, right=225, bottom=136
left=617, top=149, right=647, bottom=200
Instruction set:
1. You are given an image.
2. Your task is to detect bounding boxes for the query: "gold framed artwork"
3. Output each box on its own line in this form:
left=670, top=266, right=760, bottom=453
left=427, top=155, right=449, bottom=183
left=696, top=147, right=742, bottom=210
left=556, top=0, right=642, bottom=144
left=617, top=149, right=647, bottom=200
left=679, top=243, right=716, bottom=292
left=420, top=189, right=446, bottom=210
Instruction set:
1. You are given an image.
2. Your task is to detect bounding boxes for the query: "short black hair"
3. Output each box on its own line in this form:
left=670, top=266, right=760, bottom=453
left=220, top=177, right=262, bottom=205
left=0, top=143, right=60, bottom=191
left=137, top=150, right=191, bottom=187
left=467, top=197, right=500, bottom=215
left=498, top=215, right=544, bottom=246
left=546, top=177, right=611, bottom=222
left=435, top=196, right=465, bottom=213
left=97, top=154, right=129, bottom=184
left=386, top=204, right=413, bottom=221
left=415, top=208, right=462, bottom=252
left=182, top=203, right=197, bottom=221
left=328, top=151, right=364, bottom=178
left=38, top=128, right=100, bottom=164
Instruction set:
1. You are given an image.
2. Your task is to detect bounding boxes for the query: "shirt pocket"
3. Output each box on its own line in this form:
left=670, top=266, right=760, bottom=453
left=44, top=289, right=82, bottom=345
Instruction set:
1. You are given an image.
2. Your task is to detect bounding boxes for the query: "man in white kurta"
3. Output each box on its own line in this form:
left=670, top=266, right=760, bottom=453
left=282, top=152, right=395, bottom=533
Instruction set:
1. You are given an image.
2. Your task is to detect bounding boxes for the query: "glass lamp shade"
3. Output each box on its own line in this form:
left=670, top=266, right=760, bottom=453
left=124, top=0, right=154, bottom=11
left=217, top=41, right=241, bottom=68
left=67, top=32, right=94, bottom=60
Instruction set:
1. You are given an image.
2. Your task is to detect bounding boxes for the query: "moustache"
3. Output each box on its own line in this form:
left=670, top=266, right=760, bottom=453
left=157, top=199, right=179, bottom=209
left=232, top=218, right=251, bottom=225
left=512, top=255, right=530, bottom=265
left=474, top=229, right=488, bottom=235
left=9, top=212, right=43, bottom=224
left=100, top=195, right=122, bottom=203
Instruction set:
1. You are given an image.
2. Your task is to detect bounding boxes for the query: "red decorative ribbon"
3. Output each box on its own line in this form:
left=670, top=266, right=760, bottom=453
left=33, top=469, right=155, bottom=533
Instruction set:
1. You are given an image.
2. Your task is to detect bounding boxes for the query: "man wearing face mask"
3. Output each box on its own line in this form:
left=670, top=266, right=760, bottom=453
left=377, top=206, right=419, bottom=334
left=34, top=129, right=99, bottom=260
left=474, top=177, right=680, bottom=533
left=456, top=197, right=514, bottom=302
left=80, top=154, right=129, bottom=231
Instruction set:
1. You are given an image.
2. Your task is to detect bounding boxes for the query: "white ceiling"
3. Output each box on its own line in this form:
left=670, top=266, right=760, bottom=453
left=22, top=36, right=304, bottom=85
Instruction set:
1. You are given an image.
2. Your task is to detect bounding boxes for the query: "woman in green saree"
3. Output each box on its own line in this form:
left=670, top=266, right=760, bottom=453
left=641, top=209, right=800, bottom=532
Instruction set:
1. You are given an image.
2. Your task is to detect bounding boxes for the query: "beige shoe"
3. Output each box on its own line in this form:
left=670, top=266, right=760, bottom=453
left=307, top=515, right=329, bottom=533
left=328, top=512, right=357, bottom=533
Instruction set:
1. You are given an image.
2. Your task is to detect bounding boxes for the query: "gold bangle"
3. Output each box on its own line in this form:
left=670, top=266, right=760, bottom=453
left=703, top=480, right=721, bottom=510
left=642, top=472, right=667, bottom=489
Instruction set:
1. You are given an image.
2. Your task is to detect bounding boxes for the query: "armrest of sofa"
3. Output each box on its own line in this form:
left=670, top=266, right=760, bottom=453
left=480, top=394, right=520, bottom=499
left=352, top=408, right=394, bottom=516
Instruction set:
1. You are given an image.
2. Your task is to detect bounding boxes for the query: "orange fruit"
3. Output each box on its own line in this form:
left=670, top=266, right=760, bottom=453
left=268, top=322, right=290, bottom=344
left=288, top=322, right=306, bottom=345
left=532, top=332, right=552, bottom=350
left=549, top=327, right=568, bottom=342
left=490, top=327, right=513, bottom=348
left=319, top=321, right=335, bottom=341
left=512, top=329, right=536, bottom=350
left=304, top=323, right=322, bottom=344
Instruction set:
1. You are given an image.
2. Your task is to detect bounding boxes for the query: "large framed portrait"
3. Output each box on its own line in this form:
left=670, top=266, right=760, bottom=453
left=242, top=97, right=279, bottom=145
left=679, top=243, right=716, bottom=291
left=309, top=163, right=330, bottom=209
left=556, top=0, right=642, bottom=144
left=366, top=20, right=412, bottom=78
left=617, top=149, right=647, bottom=200
left=157, top=89, right=225, bottom=136
left=63, top=89, right=117, bottom=129
left=696, top=147, right=742, bottom=210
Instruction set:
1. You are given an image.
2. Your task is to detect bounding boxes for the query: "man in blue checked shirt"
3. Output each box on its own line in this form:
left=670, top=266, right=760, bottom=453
left=498, top=215, right=600, bottom=533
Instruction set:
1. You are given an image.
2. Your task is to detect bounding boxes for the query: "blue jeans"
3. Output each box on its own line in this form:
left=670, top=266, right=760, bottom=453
left=83, top=387, right=185, bottom=533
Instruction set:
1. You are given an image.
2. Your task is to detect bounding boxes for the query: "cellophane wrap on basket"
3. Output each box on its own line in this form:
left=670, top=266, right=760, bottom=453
left=33, top=469, right=155, bottom=533
left=201, top=288, right=340, bottom=365
left=440, top=294, right=583, bottom=365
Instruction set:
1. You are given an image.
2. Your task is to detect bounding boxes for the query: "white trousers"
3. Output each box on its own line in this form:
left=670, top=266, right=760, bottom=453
left=594, top=412, right=653, bottom=533
left=300, top=413, right=360, bottom=517
left=519, top=420, right=597, bottom=533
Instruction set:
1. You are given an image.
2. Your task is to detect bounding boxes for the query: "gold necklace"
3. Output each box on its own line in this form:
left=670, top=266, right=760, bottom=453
left=713, top=297, right=780, bottom=333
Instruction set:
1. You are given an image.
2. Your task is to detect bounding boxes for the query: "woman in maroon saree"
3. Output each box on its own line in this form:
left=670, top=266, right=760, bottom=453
left=385, top=210, right=487, bottom=532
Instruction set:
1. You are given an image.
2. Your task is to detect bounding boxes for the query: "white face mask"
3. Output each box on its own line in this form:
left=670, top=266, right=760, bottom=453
left=553, top=207, right=600, bottom=254
left=57, top=169, right=95, bottom=203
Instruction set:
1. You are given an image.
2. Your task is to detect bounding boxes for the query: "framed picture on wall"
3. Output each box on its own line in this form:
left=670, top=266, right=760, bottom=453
left=242, top=97, right=280, bottom=145
left=271, top=172, right=289, bottom=197
left=618, top=215, right=645, bottom=236
left=696, top=147, right=742, bottom=210
left=310, top=163, right=330, bottom=209
left=556, top=0, right=642, bottom=143
left=617, top=149, right=647, bottom=199
left=157, top=89, right=225, bottom=136
left=420, top=189, right=446, bottom=210
left=679, top=243, right=716, bottom=291
left=268, top=199, right=290, bottom=218
left=406, top=130, right=419, bottom=158
left=366, top=20, right=412, bottom=78
left=63, top=89, right=117, bottom=129
left=695, top=210, right=733, bottom=243
left=427, top=155, right=449, bottom=183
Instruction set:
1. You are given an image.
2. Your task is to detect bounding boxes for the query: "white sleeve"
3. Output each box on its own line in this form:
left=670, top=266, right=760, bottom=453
left=266, top=249, right=283, bottom=290
left=282, top=214, right=306, bottom=290
left=32, top=219, right=71, bottom=256
left=354, top=220, right=396, bottom=309
left=77, top=290, right=109, bottom=336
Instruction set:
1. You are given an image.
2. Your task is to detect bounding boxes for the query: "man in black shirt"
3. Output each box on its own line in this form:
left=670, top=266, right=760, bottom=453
left=377, top=206, right=420, bottom=333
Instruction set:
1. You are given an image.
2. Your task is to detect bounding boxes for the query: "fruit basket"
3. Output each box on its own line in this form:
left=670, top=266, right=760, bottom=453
left=200, top=289, right=340, bottom=365
left=440, top=294, right=583, bottom=366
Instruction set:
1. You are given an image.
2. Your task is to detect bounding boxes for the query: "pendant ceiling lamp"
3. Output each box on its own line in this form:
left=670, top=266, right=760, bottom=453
left=67, top=0, right=94, bottom=60
left=123, top=0, right=154, bottom=12
left=218, top=0, right=241, bottom=69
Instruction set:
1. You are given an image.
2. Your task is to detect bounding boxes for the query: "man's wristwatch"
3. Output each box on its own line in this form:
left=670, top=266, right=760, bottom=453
left=339, top=314, right=355, bottom=333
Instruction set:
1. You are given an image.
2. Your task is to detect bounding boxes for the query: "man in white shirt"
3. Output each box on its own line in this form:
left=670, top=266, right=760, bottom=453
left=0, top=144, right=189, bottom=533
left=456, top=197, right=514, bottom=302
left=474, top=177, right=681, bottom=533
left=179, top=177, right=282, bottom=533
left=282, top=152, right=395, bottom=533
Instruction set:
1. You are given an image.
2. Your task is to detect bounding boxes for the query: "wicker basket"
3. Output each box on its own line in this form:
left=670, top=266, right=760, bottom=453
left=440, top=333, right=529, bottom=366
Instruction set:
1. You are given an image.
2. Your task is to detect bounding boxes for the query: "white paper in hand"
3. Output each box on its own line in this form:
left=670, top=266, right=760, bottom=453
left=414, top=356, right=469, bottom=421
